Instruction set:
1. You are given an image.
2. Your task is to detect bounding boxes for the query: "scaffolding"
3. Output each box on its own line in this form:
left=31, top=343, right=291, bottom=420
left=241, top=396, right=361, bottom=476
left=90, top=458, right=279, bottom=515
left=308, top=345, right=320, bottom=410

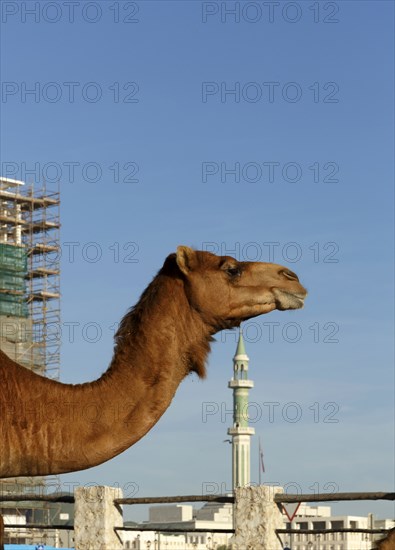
left=0, top=176, right=61, bottom=544
left=0, top=176, right=60, bottom=377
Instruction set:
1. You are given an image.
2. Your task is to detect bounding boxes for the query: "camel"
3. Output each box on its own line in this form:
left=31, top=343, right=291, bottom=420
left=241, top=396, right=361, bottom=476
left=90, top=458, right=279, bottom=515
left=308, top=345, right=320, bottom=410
left=371, top=529, right=395, bottom=550
left=0, top=246, right=307, bottom=479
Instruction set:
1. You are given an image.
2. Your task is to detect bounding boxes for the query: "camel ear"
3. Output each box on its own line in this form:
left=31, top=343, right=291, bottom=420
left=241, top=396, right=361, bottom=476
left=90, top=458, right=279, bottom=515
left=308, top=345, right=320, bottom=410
left=176, top=246, right=196, bottom=275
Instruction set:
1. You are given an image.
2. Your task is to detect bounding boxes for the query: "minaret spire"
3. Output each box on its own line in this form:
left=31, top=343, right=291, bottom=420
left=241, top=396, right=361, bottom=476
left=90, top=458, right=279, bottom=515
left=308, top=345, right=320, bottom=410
left=228, top=328, right=255, bottom=489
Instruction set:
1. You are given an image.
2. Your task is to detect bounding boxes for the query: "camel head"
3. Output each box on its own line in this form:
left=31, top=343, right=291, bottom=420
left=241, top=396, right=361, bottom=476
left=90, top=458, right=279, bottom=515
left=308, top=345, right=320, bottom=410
left=174, top=246, right=307, bottom=330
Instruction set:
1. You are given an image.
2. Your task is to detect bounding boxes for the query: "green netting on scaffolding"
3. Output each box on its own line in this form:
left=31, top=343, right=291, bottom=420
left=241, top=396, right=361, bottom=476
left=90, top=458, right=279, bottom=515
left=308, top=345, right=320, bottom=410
left=0, top=293, right=28, bottom=316
left=0, top=271, right=25, bottom=290
left=0, top=243, right=28, bottom=317
left=0, top=243, right=27, bottom=272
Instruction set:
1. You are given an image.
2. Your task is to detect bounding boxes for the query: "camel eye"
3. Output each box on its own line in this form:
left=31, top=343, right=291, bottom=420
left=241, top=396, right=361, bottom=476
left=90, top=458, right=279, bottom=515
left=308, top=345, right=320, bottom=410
left=226, top=266, right=241, bottom=278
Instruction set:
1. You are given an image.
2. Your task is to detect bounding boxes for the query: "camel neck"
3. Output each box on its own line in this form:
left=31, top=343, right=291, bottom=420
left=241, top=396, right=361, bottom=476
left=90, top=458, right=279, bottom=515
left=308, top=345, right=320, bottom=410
left=0, top=269, right=214, bottom=477
left=72, top=274, right=212, bottom=469
left=103, top=272, right=211, bottom=385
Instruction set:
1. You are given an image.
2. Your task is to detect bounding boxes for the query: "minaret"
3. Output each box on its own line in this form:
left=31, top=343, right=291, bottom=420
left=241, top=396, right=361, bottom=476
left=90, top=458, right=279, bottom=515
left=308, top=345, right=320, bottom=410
left=228, top=329, right=255, bottom=489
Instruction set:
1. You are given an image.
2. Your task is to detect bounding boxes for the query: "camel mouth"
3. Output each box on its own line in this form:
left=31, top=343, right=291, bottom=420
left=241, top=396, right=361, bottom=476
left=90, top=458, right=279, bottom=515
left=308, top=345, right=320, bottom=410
left=273, top=289, right=306, bottom=311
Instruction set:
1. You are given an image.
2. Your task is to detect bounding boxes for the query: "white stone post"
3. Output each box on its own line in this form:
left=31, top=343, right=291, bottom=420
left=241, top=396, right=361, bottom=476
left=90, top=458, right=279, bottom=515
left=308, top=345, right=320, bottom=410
left=74, top=485, right=123, bottom=550
left=231, top=485, right=284, bottom=550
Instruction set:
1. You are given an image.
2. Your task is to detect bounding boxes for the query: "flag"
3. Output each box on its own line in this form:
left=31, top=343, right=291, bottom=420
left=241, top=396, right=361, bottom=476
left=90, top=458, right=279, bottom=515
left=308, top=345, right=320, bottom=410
left=259, top=438, right=265, bottom=473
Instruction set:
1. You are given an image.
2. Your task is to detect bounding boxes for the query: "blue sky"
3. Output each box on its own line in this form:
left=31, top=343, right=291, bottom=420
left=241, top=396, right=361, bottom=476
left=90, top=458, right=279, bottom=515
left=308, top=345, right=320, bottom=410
left=1, top=1, right=394, bottom=522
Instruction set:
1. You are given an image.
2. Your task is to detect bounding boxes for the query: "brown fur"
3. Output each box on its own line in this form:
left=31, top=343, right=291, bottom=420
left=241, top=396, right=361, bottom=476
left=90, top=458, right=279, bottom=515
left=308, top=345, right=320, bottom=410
left=372, top=529, right=395, bottom=550
left=0, top=247, right=307, bottom=478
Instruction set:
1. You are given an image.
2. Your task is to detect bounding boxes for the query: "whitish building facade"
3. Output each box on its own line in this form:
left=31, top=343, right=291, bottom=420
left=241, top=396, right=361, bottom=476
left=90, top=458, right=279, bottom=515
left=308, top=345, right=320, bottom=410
left=123, top=502, right=233, bottom=549
left=283, top=504, right=395, bottom=550
left=122, top=502, right=394, bottom=549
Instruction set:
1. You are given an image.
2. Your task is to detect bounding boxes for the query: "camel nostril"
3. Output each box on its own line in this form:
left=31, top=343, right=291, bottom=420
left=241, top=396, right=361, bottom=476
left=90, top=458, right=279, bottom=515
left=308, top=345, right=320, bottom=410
left=281, top=269, right=299, bottom=282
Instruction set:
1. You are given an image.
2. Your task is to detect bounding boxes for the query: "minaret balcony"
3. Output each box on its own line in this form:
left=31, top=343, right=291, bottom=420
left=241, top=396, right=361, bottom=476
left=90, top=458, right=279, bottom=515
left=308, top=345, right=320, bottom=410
left=228, top=379, right=254, bottom=389
left=228, top=426, right=255, bottom=436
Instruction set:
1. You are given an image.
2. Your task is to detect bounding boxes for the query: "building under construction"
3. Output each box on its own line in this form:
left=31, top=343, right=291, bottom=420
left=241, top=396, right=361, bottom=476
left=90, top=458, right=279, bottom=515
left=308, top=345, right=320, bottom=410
left=0, top=176, right=63, bottom=545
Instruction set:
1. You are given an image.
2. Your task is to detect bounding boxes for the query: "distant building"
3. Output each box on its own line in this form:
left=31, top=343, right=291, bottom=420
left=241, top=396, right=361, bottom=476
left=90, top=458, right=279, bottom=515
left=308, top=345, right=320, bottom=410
left=123, top=502, right=394, bottom=550
left=283, top=504, right=395, bottom=550
left=123, top=501, right=233, bottom=549
left=121, top=501, right=394, bottom=549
